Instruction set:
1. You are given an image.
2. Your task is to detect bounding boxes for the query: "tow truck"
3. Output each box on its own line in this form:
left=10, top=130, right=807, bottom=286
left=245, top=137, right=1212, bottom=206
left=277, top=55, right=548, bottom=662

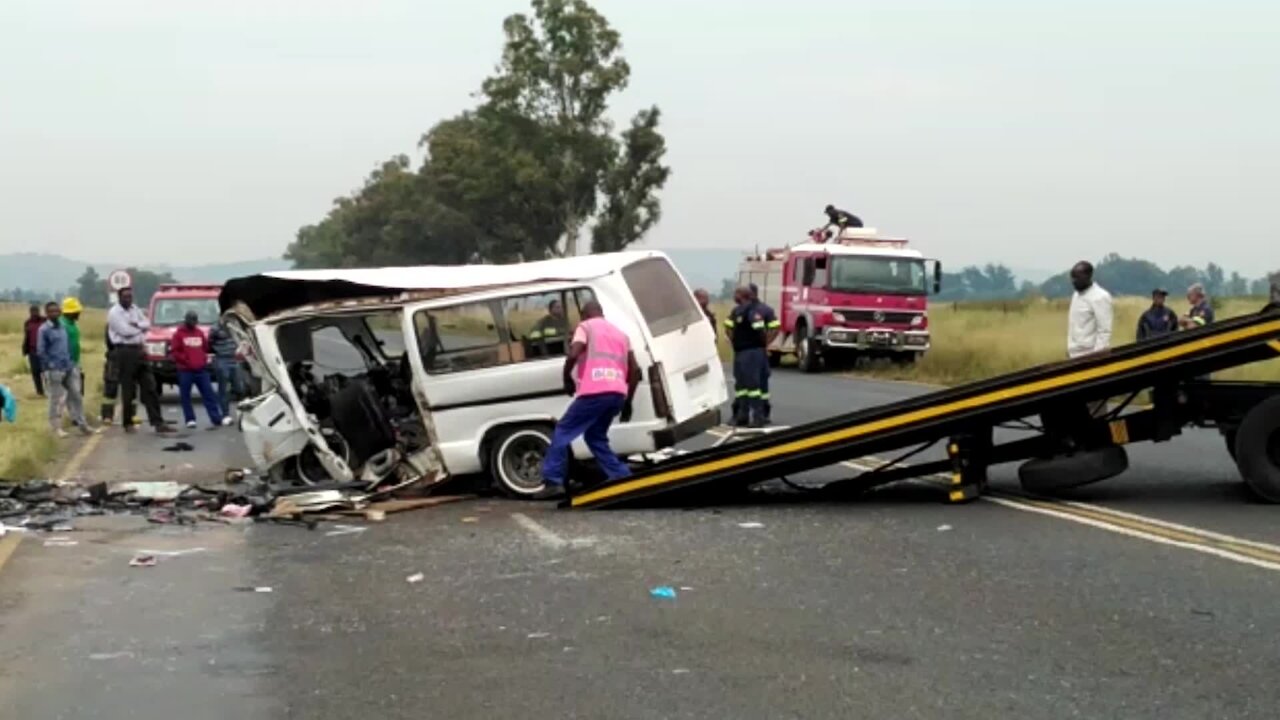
left=737, top=226, right=942, bottom=372
left=569, top=294, right=1280, bottom=509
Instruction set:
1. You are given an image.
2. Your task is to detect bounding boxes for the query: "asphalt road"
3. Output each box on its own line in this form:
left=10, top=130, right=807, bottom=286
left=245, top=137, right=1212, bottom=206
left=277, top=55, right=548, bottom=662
left=2, top=369, right=1280, bottom=719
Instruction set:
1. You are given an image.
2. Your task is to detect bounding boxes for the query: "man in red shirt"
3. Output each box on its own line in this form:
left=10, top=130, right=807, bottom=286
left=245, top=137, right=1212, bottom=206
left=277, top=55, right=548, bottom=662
left=20, top=304, right=46, bottom=396
left=170, top=311, right=228, bottom=429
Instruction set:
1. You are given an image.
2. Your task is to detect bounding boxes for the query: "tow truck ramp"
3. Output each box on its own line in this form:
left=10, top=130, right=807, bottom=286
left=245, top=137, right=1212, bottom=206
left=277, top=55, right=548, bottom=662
left=571, top=310, right=1280, bottom=509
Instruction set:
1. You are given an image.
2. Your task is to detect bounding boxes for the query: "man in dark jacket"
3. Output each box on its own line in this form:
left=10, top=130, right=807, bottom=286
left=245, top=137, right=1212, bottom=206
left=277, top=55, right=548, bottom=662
left=1136, top=289, right=1178, bottom=341
left=823, top=205, right=863, bottom=232
left=20, top=304, right=45, bottom=396
left=208, top=320, right=243, bottom=418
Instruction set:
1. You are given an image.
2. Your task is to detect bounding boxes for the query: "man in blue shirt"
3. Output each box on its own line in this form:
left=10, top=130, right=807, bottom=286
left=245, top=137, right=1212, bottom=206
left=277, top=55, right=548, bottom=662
left=1136, top=288, right=1178, bottom=341
left=37, top=301, right=92, bottom=437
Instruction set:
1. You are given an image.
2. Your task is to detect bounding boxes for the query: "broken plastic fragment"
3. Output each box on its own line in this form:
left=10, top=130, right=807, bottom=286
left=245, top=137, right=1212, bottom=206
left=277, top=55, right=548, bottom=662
left=233, top=586, right=274, bottom=593
left=406, top=573, right=425, bottom=584
left=129, top=555, right=157, bottom=567
left=737, top=522, right=765, bottom=529
left=649, top=586, right=677, bottom=600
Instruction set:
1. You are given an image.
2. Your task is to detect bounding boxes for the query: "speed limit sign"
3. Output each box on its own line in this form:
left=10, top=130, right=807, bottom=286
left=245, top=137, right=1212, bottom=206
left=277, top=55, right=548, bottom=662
left=107, top=269, right=132, bottom=291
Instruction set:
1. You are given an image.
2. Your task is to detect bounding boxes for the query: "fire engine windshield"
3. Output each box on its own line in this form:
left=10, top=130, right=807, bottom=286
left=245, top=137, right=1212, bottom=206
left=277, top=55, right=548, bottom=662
left=829, top=257, right=927, bottom=295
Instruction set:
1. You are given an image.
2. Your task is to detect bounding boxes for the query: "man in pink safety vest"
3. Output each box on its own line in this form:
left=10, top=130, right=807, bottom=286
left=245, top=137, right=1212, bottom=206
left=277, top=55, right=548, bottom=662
left=537, top=300, right=642, bottom=498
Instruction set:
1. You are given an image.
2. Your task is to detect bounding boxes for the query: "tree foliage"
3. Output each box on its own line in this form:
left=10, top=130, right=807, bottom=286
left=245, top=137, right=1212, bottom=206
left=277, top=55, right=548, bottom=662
left=1036, top=254, right=1278, bottom=299
left=286, top=0, right=670, bottom=269
left=75, top=267, right=110, bottom=308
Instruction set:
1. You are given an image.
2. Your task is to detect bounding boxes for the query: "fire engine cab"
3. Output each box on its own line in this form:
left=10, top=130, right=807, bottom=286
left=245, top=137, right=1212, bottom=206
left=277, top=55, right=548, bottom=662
left=737, top=227, right=942, bottom=372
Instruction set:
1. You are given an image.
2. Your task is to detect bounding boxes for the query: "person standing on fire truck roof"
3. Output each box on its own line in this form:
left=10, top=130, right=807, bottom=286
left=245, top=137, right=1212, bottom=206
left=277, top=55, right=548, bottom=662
left=748, top=283, right=781, bottom=424
left=725, top=287, right=771, bottom=427
left=823, top=205, right=863, bottom=231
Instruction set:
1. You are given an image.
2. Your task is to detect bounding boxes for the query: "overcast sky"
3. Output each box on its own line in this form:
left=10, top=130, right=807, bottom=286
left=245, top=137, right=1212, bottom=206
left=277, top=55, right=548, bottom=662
left=1, top=0, right=1276, bottom=274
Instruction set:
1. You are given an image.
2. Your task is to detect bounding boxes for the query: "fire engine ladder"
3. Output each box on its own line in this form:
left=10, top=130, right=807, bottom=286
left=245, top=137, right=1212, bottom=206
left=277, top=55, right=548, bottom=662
left=569, top=310, right=1280, bottom=509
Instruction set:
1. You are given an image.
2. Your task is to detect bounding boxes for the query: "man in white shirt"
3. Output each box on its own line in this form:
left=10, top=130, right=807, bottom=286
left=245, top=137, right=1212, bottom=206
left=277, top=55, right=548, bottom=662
left=1067, top=261, right=1113, bottom=359
left=107, top=287, right=172, bottom=433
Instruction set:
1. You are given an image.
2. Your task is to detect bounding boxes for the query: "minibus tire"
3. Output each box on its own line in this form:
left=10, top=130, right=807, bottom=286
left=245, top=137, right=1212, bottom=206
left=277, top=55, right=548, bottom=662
left=490, top=425, right=555, bottom=498
left=1234, top=396, right=1280, bottom=503
left=1018, top=446, right=1128, bottom=494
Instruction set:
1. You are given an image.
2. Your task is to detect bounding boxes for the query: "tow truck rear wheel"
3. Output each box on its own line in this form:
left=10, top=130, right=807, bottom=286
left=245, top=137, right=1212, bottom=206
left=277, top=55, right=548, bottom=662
left=795, top=325, right=821, bottom=374
left=1233, top=396, right=1280, bottom=503
left=489, top=424, right=555, bottom=499
left=1018, top=446, right=1129, bottom=494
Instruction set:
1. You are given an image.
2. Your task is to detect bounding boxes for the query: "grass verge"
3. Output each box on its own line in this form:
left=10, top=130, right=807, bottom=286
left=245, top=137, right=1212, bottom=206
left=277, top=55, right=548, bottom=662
left=0, top=304, right=107, bottom=480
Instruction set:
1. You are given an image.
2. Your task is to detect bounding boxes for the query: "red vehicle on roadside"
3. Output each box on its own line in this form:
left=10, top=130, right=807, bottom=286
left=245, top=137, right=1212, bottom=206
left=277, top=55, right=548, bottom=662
left=143, top=284, right=223, bottom=390
left=737, top=226, right=942, bottom=372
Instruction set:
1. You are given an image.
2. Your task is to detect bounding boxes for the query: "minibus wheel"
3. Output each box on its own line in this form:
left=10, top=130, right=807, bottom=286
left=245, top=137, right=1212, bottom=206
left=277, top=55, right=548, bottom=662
left=490, top=425, right=555, bottom=498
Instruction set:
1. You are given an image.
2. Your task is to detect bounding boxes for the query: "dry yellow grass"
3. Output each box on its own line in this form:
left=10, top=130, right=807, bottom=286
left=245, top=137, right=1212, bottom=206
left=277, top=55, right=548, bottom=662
left=0, top=304, right=107, bottom=479
left=711, top=296, right=1280, bottom=386
left=855, top=296, right=1280, bottom=385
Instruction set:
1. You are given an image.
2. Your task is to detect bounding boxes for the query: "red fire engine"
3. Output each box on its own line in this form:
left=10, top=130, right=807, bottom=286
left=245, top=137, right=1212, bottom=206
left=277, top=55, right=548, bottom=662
left=737, top=226, right=942, bottom=372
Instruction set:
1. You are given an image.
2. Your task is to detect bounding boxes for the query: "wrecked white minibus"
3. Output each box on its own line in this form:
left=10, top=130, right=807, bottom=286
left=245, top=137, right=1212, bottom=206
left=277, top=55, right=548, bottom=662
left=218, top=251, right=727, bottom=497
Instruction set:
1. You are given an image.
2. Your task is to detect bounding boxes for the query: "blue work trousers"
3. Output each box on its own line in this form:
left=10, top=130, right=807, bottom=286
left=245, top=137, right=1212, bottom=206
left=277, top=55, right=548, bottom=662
left=178, top=369, right=224, bottom=426
left=732, top=347, right=767, bottom=423
left=213, top=357, right=243, bottom=417
left=542, top=392, right=631, bottom=486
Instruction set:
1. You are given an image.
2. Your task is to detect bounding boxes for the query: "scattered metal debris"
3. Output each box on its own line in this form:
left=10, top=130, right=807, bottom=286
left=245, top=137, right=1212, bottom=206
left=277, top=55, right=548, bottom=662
left=129, top=554, right=157, bottom=568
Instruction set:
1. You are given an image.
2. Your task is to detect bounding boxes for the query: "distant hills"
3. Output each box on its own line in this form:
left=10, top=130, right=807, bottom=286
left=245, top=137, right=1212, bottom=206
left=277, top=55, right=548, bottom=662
left=0, top=253, right=290, bottom=294
left=0, top=248, right=1157, bottom=302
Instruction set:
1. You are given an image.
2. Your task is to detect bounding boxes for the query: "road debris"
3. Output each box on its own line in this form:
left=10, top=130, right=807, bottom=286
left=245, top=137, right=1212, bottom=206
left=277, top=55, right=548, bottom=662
left=937, top=524, right=953, bottom=532
left=162, top=442, right=195, bottom=453
left=219, top=503, right=253, bottom=519
left=406, top=573, right=425, bottom=583
left=527, top=632, right=551, bottom=639
left=649, top=586, right=678, bottom=600
left=737, top=521, right=765, bottom=529
left=234, top=586, right=274, bottom=593
left=117, top=482, right=185, bottom=502
left=129, top=554, right=158, bottom=568
left=43, top=537, right=78, bottom=547
left=2, top=468, right=475, bottom=537
left=88, top=651, right=136, bottom=661
left=324, top=524, right=367, bottom=537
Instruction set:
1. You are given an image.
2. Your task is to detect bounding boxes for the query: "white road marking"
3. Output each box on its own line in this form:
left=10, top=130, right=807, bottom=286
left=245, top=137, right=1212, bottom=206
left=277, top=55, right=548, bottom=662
left=1051, top=499, right=1280, bottom=555
left=511, top=513, right=568, bottom=549
left=985, top=495, right=1280, bottom=572
left=702, top=428, right=1280, bottom=571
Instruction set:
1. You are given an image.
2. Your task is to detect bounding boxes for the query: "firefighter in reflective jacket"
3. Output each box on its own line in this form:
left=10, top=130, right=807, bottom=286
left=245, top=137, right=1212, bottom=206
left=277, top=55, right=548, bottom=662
left=725, top=286, right=770, bottom=427
left=528, top=299, right=569, bottom=356
left=748, top=283, right=781, bottom=423
left=538, top=301, right=641, bottom=499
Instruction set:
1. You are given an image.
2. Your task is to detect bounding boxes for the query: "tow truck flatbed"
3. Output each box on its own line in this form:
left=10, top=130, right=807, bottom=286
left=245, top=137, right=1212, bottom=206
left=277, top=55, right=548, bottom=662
left=571, top=309, right=1280, bottom=509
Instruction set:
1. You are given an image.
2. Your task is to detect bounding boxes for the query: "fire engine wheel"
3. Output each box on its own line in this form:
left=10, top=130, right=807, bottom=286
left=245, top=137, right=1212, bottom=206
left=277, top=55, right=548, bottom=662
left=489, top=425, right=555, bottom=498
left=796, top=325, right=821, bottom=373
left=1017, top=446, right=1129, bottom=494
left=1233, top=396, right=1280, bottom=503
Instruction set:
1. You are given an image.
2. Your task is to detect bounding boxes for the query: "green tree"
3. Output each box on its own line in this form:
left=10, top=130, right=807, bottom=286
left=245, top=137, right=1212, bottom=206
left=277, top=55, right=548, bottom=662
left=75, top=267, right=110, bottom=308
left=127, top=268, right=177, bottom=307
left=285, top=0, right=669, bottom=269
left=591, top=107, right=671, bottom=253
left=479, top=0, right=667, bottom=257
